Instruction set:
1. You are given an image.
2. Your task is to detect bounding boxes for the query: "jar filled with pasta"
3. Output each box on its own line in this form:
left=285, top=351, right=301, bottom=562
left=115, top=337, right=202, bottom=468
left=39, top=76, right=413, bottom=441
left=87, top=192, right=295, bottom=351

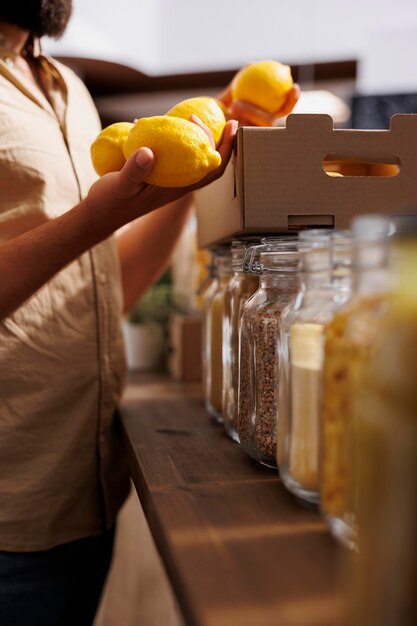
left=348, top=232, right=417, bottom=626
left=321, top=215, right=391, bottom=548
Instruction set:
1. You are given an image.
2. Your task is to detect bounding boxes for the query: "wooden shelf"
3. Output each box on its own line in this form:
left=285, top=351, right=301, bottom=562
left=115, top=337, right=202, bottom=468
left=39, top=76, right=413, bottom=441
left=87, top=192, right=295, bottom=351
left=120, top=373, right=346, bottom=626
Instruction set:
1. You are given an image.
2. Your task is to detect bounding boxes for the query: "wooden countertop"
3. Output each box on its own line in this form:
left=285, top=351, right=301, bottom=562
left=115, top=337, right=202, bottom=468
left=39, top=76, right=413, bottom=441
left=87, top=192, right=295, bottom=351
left=120, top=373, right=346, bottom=626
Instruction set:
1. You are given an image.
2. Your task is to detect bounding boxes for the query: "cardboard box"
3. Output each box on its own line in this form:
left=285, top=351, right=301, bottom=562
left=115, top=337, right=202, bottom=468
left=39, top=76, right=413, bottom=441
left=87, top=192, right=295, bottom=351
left=195, top=113, right=417, bottom=248
left=168, top=313, right=202, bottom=382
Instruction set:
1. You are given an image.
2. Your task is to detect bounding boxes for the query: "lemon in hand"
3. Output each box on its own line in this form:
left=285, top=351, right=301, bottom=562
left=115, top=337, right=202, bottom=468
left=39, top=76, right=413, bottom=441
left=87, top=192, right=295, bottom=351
left=231, top=60, right=293, bottom=114
left=90, top=122, right=134, bottom=176
left=166, top=96, right=226, bottom=147
left=123, top=116, right=221, bottom=187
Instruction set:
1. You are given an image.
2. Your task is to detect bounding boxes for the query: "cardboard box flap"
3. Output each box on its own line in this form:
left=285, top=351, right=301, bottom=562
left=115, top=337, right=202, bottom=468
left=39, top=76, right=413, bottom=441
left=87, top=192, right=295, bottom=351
left=283, top=113, right=415, bottom=162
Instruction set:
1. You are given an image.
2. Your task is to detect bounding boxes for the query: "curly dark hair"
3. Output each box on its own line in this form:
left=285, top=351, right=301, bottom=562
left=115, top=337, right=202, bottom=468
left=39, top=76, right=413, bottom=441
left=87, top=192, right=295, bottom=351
left=0, top=1, right=72, bottom=38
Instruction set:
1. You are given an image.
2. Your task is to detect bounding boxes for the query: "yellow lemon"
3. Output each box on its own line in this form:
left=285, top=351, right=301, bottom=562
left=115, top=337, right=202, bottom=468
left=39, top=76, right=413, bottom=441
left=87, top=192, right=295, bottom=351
left=90, top=122, right=134, bottom=176
left=215, top=98, right=229, bottom=117
left=166, top=96, right=226, bottom=147
left=123, top=116, right=221, bottom=187
left=231, top=60, right=293, bottom=114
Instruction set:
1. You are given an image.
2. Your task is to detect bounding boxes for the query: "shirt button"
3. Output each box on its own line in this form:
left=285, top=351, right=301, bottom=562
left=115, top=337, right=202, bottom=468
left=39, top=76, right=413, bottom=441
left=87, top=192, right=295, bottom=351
left=99, top=273, right=106, bottom=284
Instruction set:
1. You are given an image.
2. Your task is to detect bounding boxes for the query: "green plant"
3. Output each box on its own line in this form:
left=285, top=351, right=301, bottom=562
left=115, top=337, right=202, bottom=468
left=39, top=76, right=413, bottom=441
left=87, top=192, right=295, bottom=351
left=128, top=275, right=177, bottom=326
left=127, top=269, right=186, bottom=326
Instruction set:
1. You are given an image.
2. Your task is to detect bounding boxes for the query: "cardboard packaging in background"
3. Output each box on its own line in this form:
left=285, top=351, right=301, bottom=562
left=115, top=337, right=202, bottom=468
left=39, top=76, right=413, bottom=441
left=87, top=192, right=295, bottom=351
left=168, top=313, right=202, bottom=382
left=195, top=114, right=417, bottom=248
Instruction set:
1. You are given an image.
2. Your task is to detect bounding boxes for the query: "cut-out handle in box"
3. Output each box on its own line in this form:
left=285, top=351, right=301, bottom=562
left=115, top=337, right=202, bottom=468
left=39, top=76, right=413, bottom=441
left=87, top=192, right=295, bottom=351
left=322, top=154, right=401, bottom=177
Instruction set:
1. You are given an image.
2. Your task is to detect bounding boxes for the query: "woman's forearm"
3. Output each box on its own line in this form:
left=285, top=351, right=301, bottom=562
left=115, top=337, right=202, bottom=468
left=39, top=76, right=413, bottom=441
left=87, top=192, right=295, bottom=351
left=116, top=194, right=193, bottom=313
left=0, top=148, right=155, bottom=322
left=0, top=121, right=237, bottom=322
left=0, top=198, right=113, bottom=321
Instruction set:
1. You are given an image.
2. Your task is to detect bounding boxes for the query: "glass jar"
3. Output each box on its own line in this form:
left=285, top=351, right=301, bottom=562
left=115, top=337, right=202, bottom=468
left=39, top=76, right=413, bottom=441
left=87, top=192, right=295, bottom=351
left=222, top=241, right=260, bottom=442
left=277, top=230, right=334, bottom=505
left=330, top=230, right=352, bottom=304
left=348, top=235, right=417, bottom=626
left=202, top=252, right=218, bottom=393
left=321, top=216, right=391, bottom=548
left=238, top=240, right=299, bottom=468
left=203, top=247, right=232, bottom=423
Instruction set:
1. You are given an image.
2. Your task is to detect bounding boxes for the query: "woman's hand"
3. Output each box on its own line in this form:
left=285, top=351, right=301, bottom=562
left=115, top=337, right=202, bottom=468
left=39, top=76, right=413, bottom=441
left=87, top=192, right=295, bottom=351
left=85, top=119, right=238, bottom=232
left=218, top=83, right=300, bottom=127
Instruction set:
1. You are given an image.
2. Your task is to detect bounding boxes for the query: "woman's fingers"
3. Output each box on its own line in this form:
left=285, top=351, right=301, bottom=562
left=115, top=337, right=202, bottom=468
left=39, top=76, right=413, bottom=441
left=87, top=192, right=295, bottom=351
left=229, top=100, right=275, bottom=127
left=191, top=119, right=238, bottom=188
left=189, top=114, right=216, bottom=149
left=135, top=119, right=238, bottom=209
left=116, top=147, right=154, bottom=198
left=224, top=83, right=301, bottom=127
left=273, top=84, right=300, bottom=118
left=216, top=119, right=238, bottom=160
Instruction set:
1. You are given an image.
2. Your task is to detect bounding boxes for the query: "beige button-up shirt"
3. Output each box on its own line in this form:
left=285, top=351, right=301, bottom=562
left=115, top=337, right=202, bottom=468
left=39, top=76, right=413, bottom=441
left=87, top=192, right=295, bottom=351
left=0, top=42, right=129, bottom=551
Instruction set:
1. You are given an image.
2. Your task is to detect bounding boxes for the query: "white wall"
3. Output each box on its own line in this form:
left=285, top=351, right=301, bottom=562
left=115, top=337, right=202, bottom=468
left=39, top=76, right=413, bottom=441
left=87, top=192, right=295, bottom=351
left=44, top=0, right=417, bottom=93
left=156, top=0, right=316, bottom=72
left=46, top=0, right=161, bottom=72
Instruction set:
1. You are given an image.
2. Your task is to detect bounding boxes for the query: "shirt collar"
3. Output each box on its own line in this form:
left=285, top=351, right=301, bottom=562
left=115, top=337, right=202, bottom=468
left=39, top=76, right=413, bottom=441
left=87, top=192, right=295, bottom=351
left=0, top=35, right=65, bottom=121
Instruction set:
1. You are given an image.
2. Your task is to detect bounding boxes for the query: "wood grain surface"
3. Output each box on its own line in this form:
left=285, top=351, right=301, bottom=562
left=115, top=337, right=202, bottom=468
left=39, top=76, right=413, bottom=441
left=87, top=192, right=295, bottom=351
left=121, top=374, right=346, bottom=626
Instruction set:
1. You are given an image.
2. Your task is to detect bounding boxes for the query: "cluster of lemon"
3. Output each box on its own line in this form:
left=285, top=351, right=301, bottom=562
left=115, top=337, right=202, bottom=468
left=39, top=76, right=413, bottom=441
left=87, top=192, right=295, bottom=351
left=90, top=60, right=294, bottom=188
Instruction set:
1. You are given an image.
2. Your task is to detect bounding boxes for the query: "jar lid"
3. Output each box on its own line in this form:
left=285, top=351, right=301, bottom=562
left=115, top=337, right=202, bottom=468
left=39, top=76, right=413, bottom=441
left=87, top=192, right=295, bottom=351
left=231, top=240, right=247, bottom=251
left=242, top=235, right=297, bottom=272
left=298, top=229, right=331, bottom=272
left=350, top=215, right=393, bottom=271
left=210, top=243, right=231, bottom=258
left=245, top=240, right=299, bottom=274
left=331, top=230, right=352, bottom=271
left=351, top=215, right=392, bottom=241
left=298, top=229, right=331, bottom=248
left=214, top=254, right=232, bottom=275
left=260, top=235, right=297, bottom=244
left=231, top=239, right=260, bottom=269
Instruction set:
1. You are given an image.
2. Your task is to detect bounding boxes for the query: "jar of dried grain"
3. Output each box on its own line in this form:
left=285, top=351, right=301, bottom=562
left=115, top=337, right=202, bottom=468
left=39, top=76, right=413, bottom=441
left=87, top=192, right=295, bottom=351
left=238, top=239, right=299, bottom=468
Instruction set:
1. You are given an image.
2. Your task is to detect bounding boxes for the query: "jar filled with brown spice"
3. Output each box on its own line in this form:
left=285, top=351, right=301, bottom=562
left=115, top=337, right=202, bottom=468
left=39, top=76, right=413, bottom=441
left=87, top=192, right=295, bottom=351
left=238, top=240, right=299, bottom=468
